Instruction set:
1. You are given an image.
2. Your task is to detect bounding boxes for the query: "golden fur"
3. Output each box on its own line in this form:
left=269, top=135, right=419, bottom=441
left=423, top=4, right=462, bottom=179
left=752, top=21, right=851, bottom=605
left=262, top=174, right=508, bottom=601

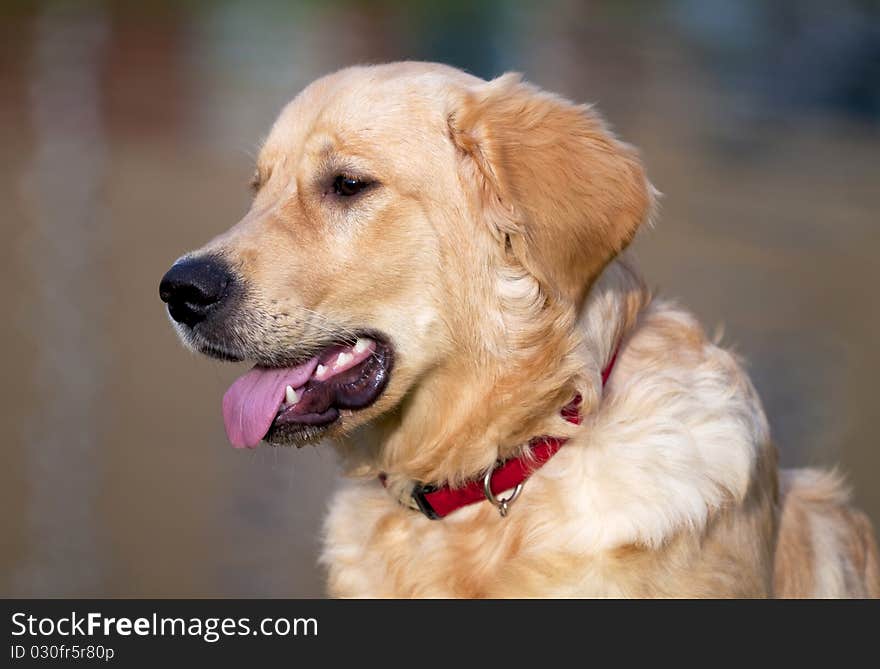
left=182, top=62, right=879, bottom=597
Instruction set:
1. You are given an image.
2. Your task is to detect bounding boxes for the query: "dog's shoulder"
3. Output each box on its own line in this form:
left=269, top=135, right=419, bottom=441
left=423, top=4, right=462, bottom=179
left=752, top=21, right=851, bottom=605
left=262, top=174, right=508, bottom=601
left=555, top=297, right=773, bottom=552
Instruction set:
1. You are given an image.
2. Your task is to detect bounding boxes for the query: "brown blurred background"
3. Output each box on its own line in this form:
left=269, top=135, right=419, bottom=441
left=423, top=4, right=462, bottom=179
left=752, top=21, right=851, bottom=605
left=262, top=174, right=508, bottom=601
left=1, top=0, right=878, bottom=597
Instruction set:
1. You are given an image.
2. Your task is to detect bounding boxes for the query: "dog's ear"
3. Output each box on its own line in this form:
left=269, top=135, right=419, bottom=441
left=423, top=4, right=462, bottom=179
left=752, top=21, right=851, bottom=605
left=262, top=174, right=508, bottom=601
left=449, top=73, right=655, bottom=304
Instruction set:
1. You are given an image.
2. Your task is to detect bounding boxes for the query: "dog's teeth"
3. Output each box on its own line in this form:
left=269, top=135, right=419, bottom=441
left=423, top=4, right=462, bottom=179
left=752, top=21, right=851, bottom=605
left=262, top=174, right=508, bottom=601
left=316, top=364, right=327, bottom=378
left=285, top=385, right=299, bottom=405
left=335, top=352, right=353, bottom=368
left=354, top=338, right=372, bottom=353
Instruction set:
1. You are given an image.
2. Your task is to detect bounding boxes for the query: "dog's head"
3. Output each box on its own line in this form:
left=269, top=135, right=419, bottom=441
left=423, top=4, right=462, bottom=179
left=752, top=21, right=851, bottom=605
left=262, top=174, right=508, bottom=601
left=160, top=63, right=653, bottom=478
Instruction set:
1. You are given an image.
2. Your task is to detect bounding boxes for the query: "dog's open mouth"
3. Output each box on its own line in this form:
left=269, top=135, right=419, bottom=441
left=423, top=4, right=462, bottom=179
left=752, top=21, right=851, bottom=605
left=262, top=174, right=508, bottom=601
left=221, top=336, right=392, bottom=448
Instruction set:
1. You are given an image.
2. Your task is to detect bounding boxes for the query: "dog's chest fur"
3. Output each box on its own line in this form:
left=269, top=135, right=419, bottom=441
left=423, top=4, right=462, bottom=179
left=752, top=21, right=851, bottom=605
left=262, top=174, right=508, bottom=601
left=321, top=297, right=779, bottom=597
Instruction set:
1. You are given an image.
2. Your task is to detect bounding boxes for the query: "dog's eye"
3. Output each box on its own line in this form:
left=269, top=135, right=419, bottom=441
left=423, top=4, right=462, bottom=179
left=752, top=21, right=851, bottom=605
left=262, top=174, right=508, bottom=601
left=332, top=175, right=371, bottom=197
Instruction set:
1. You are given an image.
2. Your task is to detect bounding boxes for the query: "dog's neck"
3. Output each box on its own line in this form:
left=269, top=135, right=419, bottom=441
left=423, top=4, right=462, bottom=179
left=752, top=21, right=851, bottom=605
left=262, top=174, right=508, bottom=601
left=335, top=257, right=649, bottom=491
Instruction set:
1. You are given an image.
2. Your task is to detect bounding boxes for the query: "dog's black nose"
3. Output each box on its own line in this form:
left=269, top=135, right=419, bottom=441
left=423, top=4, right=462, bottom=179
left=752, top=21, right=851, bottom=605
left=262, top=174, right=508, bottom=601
left=159, top=256, right=233, bottom=328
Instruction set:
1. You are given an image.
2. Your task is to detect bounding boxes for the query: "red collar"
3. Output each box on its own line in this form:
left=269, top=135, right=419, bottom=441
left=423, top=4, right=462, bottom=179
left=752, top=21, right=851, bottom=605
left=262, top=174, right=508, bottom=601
left=383, top=346, right=619, bottom=520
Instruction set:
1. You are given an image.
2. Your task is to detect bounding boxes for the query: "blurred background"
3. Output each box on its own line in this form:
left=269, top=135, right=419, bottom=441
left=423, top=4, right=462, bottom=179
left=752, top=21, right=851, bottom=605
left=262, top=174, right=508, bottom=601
left=1, top=0, right=878, bottom=597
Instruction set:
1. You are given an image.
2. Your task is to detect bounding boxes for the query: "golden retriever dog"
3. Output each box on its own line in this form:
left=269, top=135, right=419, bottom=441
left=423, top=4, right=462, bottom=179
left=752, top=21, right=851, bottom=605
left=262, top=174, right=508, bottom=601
left=160, top=62, right=879, bottom=597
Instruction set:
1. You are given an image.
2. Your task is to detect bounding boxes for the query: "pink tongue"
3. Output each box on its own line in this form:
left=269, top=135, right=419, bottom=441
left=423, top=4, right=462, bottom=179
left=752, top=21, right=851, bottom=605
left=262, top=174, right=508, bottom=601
left=222, top=359, right=319, bottom=448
